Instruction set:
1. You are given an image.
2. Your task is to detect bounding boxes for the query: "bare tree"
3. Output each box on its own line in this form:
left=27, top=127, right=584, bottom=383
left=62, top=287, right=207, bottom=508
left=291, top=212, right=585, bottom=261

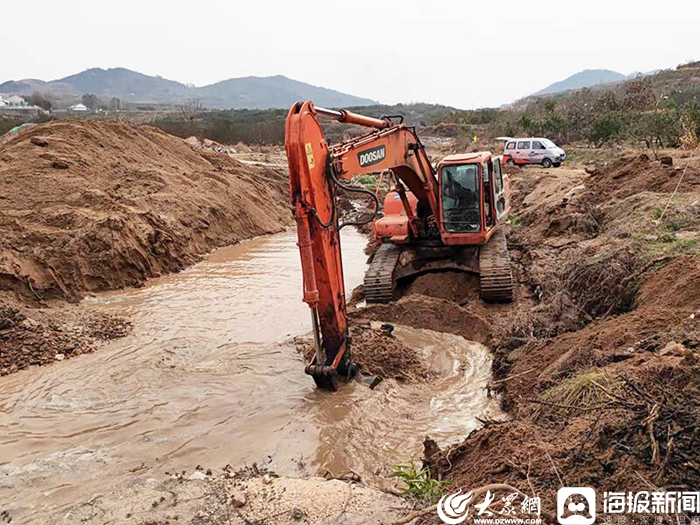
left=179, top=98, right=202, bottom=122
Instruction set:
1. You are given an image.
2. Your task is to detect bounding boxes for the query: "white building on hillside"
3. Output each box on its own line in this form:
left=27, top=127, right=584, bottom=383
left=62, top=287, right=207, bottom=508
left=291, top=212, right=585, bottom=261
left=69, top=103, right=88, bottom=112
left=7, top=95, right=26, bottom=106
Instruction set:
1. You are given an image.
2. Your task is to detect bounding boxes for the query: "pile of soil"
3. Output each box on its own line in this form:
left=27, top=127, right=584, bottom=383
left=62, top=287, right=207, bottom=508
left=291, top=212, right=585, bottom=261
left=415, top=150, right=700, bottom=515
left=295, top=322, right=433, bottom=382
left=0, top=295, right=131, bottom=376
left=586, top=153, right=700, bottom=200
left=0, top=120, right=291, bottom=301
left=0, top=120, right=291, bottom=376
left=400, top=270, right=480, bottom=304
left=354, top=294, right=491, bottom=345
left=349, top=322, right=433, bottom=382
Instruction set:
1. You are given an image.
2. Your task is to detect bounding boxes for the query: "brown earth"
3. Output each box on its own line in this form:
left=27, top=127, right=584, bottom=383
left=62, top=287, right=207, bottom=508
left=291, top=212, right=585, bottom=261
left=353, top=294, right=492, bottom=346
left=343, top=148, right=700, bottom=520
left=406, top=151, right=700, bottom=520
left=400, top=271, right=480, bottom=304
left=296, top=321, right=434, bottom=382
left=0, top=120, right=290, bottom=301
left=0, top=295, right=132, bottom=376
left=3, top=125, right=700, bottom=521
left=350, top=321, right=434, bottom=382
left=0, top=120, right=291, bottom=376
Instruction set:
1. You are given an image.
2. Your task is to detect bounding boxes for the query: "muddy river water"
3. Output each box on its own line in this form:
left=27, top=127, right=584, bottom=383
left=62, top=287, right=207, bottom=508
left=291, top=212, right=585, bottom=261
left=0, top=229, right=502, bottom=522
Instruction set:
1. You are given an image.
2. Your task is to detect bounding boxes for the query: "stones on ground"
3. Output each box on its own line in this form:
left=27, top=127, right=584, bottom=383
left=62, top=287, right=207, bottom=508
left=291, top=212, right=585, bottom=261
left=30, top=137, right=49, bottom=147
left=230, top=490, right=247, bottom=508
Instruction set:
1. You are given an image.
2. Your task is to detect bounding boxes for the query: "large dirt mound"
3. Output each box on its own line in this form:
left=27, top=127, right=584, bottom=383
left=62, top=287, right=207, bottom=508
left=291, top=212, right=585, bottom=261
left=0, top=121, right=291, bottom=301
left=588, top=153, right=700, bottom=200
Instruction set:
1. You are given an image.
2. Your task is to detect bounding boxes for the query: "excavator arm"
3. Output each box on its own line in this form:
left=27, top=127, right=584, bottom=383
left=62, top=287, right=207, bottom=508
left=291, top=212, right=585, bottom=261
left=285, top=100, right=439, bottom=390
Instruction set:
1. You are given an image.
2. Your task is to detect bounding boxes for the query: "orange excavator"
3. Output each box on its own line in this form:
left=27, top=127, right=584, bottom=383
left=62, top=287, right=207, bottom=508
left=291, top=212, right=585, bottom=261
left=286, top=101, right=513, bottom=390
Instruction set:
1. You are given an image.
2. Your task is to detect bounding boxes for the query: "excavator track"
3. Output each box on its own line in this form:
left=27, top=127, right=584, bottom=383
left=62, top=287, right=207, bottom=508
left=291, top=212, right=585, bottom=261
left=364, top=244, right=402, bottom=303
left=479, top=229, right=514, bottom=302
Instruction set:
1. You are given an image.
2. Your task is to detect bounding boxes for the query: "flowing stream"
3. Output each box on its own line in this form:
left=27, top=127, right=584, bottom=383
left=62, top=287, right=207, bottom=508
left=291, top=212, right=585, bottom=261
left=0, top=229, right=502, bottom=522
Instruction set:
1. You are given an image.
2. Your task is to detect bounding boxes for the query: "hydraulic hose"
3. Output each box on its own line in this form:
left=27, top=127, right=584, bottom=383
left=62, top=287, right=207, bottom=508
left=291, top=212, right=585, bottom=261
left=328, top=168, right=380, bottom=231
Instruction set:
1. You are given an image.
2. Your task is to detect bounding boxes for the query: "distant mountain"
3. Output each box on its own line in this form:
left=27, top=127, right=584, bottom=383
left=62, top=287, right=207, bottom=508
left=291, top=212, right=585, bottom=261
left=533, top=69, right=627, bottom=96
left=54, top=67, right=189, bottom=102
left=626, top=69, right=661, bottom=79
left=196, top=75, right=375, bottom=109
left=0, top=67, right=377, bottom=109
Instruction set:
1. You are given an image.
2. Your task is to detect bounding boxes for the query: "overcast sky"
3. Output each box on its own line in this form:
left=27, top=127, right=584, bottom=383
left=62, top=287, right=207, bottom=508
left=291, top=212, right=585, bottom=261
left=4, top=0, right=699, bottom=109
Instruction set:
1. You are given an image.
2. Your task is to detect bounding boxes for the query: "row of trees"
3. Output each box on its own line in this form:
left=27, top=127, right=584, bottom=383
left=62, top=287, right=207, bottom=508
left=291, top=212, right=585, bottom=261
left=20, top=92, right=126, bottom=112
left=154, top=107, right=287, bottom=145
left=442, top=76, right=700, bottom=149
left=79, top=94, right=125, bottom=111
left=153, top=80, right=700, bottom=147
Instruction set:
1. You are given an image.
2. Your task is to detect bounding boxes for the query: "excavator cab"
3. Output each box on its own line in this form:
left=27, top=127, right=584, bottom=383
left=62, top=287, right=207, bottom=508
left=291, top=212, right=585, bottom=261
left=366, top=152, right=513, bottom=305
left=435, top=152, right=508, bottom=244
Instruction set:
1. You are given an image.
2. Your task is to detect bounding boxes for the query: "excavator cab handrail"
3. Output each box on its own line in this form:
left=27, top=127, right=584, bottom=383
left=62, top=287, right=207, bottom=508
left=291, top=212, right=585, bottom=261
left=378, top=114, right=404, bottom=125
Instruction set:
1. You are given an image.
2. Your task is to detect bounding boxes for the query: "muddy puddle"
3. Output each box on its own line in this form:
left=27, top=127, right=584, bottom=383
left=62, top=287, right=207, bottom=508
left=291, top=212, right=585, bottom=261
left=0, top=229, right=502, bottom=523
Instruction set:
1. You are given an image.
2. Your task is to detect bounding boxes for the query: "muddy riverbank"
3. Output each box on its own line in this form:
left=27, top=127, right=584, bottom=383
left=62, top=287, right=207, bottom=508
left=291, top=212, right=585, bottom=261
left=0, top=120, right=292, bottom=376
left=421, top=153, right=700, bottom=520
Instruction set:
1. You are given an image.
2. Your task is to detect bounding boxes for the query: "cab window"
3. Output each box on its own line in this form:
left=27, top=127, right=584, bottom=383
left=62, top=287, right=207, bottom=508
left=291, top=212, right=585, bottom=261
left=532, top=141, right=545, bottom=149
left=494, top=160, right=503, bottom=194
left=506, top=142, right=516, bottom=150
left=517, top=141, right=531, bottom=149
left=493, top=159, right=507, bottom=218
left=441, top=164, right=480, bottom=233
left=483, top=163, right=494, bottom=227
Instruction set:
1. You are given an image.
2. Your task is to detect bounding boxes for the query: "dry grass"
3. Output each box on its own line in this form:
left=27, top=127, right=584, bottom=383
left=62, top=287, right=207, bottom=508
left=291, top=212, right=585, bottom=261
left=533, top=369, right=624, bottom=423
left=562, top=247, right=642, bottom=318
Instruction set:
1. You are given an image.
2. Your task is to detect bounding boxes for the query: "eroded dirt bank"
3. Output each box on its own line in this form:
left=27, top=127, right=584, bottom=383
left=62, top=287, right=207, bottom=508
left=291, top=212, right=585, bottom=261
left=0, top=121, right=291, bottom=375
left=0, top=120, right=290, bottom=300
left=408, top=153, right=700, bottom=519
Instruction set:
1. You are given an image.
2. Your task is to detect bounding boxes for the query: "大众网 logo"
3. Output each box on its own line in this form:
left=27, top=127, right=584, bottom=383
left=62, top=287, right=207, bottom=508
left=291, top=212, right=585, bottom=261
left=437, top=490, right=473, bottom=524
